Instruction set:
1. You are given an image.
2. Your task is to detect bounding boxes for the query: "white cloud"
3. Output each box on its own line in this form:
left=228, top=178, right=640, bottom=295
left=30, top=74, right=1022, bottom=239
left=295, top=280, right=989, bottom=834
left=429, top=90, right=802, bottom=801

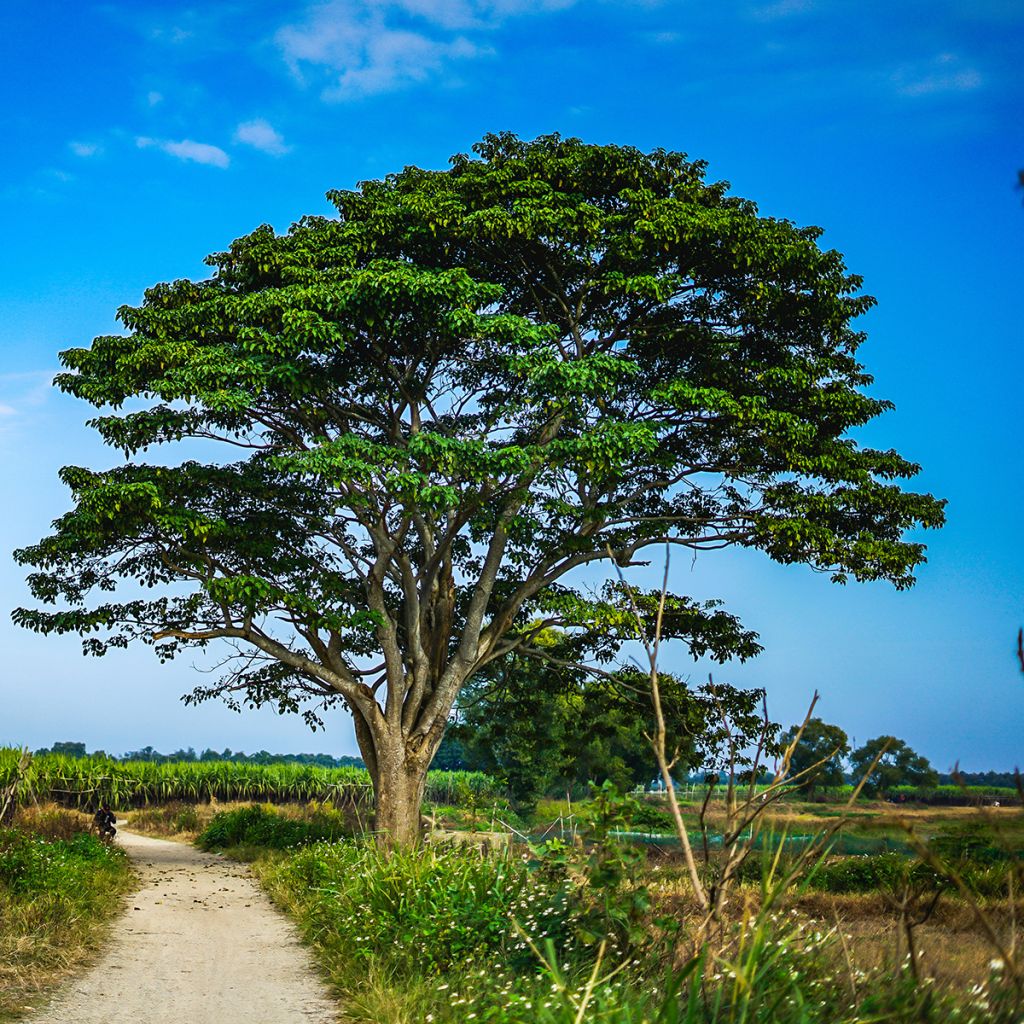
left=892, top=53, right=983, bottom=97
left=326, top=31, right=485, bottom=100
left=0, top=370, right=58, bottom=437
left=234, top=118, right=290, bottom=155
left=899, top=69, right=982, bottom=96
left=136, top=136, right=230, bottom=168
left=275, top=0, right=569, bottom=100
left=147, top=90, right=164, bottom=106
left=69, top=141, right=101, bottom=158
left=150, top=24, right=194, bottom=45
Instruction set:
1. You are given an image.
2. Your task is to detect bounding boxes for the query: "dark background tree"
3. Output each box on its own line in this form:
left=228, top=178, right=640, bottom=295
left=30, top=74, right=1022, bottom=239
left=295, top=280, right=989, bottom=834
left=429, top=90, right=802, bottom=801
left=850, top=735, right=939, bottom=797
left=779, top=717, right=849, bottom=798
left=445, top=637, right=780, bottom=811
left=14, top=133, right=944, bottom=846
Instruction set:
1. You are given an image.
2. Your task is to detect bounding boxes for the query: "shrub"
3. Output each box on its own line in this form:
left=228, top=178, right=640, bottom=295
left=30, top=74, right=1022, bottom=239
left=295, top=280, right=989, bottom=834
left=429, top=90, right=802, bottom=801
left=808, top=852, right=951, bottom=895
left=0, top=828, right=122, bottom=894
left=624, top=801, right=674, bottom=832
left=929, top=822, right=1005, bottom=864
left=196, top=804, right=349, bottom=851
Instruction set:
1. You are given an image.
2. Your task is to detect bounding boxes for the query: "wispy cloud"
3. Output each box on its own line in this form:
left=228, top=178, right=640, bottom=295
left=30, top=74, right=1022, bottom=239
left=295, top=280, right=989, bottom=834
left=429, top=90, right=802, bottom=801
left=136, top=136, right=230, bottom=168
left=69, top=141, right=101, bottom=158
left=277, top=4, right=482, bottom=100
left=147, top=90, right=164, bottom=107
left=276, top=0, right=582, bottom=100
left=234, top=118, right=290, bottom=155
left=390, top=0, right=578, bottom=29
left=0, top=370, right=58, bottom=439
left=892, top=52, right=983, bottom=97
left=150, top=24, right=194, bottom=45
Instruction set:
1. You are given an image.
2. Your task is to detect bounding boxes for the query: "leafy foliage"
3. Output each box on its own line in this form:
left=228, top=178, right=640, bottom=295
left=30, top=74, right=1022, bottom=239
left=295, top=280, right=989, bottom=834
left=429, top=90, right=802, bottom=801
left=13, top=132, right=944, bottom=841
left=850, top=736, right=939, bottom=797
left=449, top=642, right=778, bottom=809
left=780, top=717, right=850, bottom=796
left=196, top=803, right=350, bottom=851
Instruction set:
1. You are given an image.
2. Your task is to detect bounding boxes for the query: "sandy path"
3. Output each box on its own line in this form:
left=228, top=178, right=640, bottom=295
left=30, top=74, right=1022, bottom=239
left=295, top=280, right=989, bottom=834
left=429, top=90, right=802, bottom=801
left=33, top=830, right=338, bottom=1024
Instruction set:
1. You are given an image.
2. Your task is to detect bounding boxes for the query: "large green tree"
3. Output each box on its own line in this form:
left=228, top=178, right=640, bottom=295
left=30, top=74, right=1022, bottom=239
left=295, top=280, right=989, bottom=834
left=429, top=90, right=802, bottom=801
left=14, top=134, right=944, bottom=846
left=779, top=717, right=849, bottom=797
left=850, top=736, right=939, bottom=797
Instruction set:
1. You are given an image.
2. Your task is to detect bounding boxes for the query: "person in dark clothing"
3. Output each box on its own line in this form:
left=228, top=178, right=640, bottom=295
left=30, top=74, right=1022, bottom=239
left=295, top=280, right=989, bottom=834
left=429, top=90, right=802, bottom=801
left=93, top=803, right=117, bottom=839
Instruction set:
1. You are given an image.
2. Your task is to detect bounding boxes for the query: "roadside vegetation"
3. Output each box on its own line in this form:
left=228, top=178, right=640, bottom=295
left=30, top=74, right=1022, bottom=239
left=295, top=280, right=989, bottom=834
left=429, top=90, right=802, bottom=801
left=0, top=802, right=132, bottom=1021
left=181, top=789, right=1024, bottom=1024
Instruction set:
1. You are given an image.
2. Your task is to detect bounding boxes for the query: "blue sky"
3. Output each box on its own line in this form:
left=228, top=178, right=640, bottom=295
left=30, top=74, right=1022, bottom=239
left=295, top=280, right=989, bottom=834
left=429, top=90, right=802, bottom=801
left=1, top=0, right=1021, bottom=767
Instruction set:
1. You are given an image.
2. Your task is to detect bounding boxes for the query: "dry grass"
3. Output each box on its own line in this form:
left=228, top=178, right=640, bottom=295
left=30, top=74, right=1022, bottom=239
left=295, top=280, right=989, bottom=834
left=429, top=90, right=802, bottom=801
left=678, top=799, right=1024, bottom=841
left=643, top=855, right=1022, bottom=997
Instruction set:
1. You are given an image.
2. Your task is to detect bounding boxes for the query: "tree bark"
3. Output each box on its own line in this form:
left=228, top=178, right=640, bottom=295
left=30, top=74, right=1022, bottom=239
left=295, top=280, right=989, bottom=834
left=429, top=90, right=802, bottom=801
left=371, top=744, right=430, bottom=849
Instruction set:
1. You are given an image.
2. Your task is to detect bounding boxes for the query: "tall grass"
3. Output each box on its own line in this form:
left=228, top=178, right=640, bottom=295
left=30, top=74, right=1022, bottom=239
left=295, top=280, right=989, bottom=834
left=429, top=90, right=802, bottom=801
left=0, top=748, right=496, bottom=811
left=0, top=807, right=133, bottom=1019
left=256, top=834, right=578, bottom=1021
left=257, top=835, right=1024, bottom=1023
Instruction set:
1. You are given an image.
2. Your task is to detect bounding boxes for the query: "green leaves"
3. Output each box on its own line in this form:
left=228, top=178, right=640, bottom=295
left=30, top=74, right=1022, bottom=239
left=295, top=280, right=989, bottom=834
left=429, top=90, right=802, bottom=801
left=14, top=132, right=944, bottom=753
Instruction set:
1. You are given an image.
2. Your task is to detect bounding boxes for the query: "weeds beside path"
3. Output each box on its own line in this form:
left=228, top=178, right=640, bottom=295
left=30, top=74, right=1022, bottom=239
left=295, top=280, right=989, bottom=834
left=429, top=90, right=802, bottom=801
left=1, top=819, right=132, bottom=1021
left=28, top=830, right=337, bottom=1024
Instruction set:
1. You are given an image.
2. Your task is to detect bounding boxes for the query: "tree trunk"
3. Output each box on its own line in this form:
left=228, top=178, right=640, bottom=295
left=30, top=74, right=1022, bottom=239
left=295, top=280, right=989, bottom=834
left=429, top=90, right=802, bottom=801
left=371, top=746, right=430, bottom=849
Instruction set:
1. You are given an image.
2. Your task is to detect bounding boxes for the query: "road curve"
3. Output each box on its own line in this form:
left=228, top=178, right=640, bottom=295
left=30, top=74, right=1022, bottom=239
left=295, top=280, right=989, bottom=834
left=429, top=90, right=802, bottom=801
left=32, top=830, right=338, bottom=1024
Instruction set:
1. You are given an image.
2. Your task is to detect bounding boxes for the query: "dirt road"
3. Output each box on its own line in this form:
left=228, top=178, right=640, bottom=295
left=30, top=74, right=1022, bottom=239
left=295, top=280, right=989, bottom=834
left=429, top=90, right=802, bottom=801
left=33, top=830, right=338, bottom=1024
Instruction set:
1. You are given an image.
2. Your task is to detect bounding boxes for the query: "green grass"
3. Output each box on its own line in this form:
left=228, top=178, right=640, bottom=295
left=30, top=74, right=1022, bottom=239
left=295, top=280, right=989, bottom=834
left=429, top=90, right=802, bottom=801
left=227, top=807, right=1024, bottom=1024
left=0, top=809, right=134, bottom=1021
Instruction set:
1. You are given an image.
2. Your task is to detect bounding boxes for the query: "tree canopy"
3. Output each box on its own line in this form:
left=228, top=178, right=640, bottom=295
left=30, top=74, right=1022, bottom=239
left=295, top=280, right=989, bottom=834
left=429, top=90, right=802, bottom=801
left=13, top=133, right=945, bottom=845
left=780, top=717, right=849, bottom=796
left=850, top=736, right=939, bottom=796
left=447, top=640, right=777, bottom=810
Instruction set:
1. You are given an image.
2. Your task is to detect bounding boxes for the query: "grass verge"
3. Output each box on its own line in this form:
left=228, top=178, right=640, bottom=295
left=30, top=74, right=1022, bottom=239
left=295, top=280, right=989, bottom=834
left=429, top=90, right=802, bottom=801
left=0, top=806, right=134, bottom=1021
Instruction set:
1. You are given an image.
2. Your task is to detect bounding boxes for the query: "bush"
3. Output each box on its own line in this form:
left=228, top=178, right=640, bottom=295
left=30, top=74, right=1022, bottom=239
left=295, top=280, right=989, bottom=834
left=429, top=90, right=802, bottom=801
left=196, top=804, right=350, bottom=851
left=624, top=800, right=674, bottom=832
left=929, top=822, right=1005, bottom=864
left=808, top=853, right=951, bottom=895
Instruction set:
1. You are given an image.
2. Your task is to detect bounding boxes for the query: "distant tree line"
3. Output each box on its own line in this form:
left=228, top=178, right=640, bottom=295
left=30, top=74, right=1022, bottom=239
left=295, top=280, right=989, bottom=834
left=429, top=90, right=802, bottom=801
left=31, top=741, right=365, bottom=769
left=937, top=770, right=1021, bottom=789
